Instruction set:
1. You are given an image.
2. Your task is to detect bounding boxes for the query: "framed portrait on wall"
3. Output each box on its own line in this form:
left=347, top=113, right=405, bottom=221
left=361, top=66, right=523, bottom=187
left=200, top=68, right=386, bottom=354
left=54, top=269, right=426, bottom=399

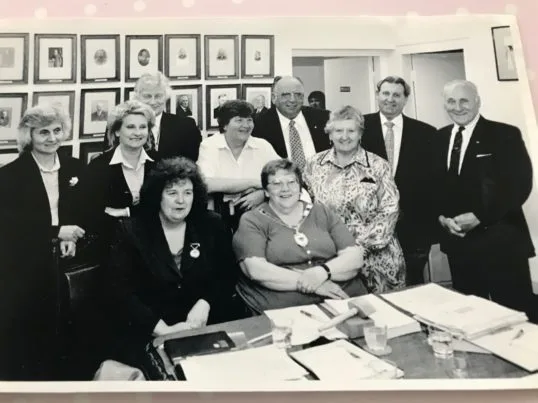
left=34, top=34, right=76, bottom=84
left=81, top=34, right=120, bottom=83
left=0, top=93, right=28, bottom=145
left=242, top=83, right=272, bottom=114
left=0, top=148, right=19, bottom=167
left=206, top=84, right=240, bottom=129
left=165, top=34, right=201, bottom=80
left=0, top=33, right=29, bottom=85
left=241, top=35, right=274, bottom=78
left=204, top=35, right=239, bottom=80
left=125, top=35, right=163, bottom=82
left=80, top=88, right=120, bottom=138
left=80, top=141, right=104, bottom=164
left=168, top=84, right=202, bottom=129
left=123, top=87, right=136, bottom=102
left=32, top=91, right=75, bottom=140
left=491, top=26, right=518, bottom=81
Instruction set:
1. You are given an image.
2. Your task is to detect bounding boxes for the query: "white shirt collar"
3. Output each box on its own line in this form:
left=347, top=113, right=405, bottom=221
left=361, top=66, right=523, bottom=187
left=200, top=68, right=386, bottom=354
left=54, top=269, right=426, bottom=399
left=31, top=151, right=61, bottom=173
left=276, top=108, right=307, bottom=129
left=380, top=112, right=403, bottom=128
left=109, top=146, right=153, bottom=170
left=452, top=113, right=481, bottom=135
left=214, top=132, right=260, bottom=150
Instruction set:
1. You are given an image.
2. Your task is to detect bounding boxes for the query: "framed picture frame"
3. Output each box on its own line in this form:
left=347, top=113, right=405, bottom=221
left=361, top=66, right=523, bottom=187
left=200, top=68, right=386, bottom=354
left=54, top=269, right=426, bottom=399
left=124, top=87, right=136, bottom=102
left=32, top=91, right=76, bottom=140
left=242, top=83, right=272, bottom=113
left=81, top=34, right=120, bottom=83
left=491, top=26, right=518, bottom=81
left=34, top=34, right=76, bottom=84
left=204, top=35, right=239, bottom=80
left=206, top=84, right=241, bottom=129
left=0, top=148, right=19, bottom=167
left=241, top=35, right=274, bottom=79
left=125, top=35, right=163, bottom=82
left=165, top=34, right=201, bottom=80
left=0, top=33, right=29, bottom=85
left=168, top=85, right=203, bottom=129
left=80, top=88, right=120, bottom=138
left=79, top=141, right=104, bottom=164
left=0, top=93, right=28, bottom=145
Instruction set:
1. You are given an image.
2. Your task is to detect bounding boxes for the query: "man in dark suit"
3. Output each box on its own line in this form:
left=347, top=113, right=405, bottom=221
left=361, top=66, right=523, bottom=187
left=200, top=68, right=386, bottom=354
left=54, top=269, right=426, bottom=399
left=102, top=72, right=201, bottom=162
left=91, top=102, right=108, bottom=122
left=361, top=75, right=436, bottom=286
left=435, top=79, right=535, bottom=319
left=252, top=94, right=269, bottom=120
left=251, top=75, right=330, bottom=169
left=176, top=94, right=193, bottom=118
left=213, top=94, right=227, bottom=121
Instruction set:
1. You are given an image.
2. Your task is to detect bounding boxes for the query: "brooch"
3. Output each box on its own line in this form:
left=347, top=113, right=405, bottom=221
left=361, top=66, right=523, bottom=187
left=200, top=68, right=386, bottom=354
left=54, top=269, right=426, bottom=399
left=69, top=177, right=79, bottom=186
left=190, top=243, right=201, bottom=258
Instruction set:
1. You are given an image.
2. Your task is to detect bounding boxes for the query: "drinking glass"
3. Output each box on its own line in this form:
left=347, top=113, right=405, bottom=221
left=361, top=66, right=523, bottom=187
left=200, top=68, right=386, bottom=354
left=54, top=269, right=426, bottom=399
left=363, top=323, right=391, bottom=355
left=428, top=328, right=454, bottom=359
left=271, top=318, right=293, bottom=349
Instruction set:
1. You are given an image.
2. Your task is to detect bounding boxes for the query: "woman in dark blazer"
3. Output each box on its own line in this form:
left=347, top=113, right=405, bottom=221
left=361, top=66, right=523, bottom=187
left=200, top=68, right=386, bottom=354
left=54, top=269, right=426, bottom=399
left=0, top=104, right=85, bottom=380
left=106, top=157, right=239, bottom=370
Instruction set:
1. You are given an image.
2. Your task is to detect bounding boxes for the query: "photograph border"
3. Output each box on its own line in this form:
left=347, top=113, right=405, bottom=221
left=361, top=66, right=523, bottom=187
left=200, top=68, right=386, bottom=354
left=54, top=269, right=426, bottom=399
left=204, top=35, right=239, bottom=80
left=0, top=33, right=29, bottom=85
left=164, top=34, right=201, bottom=80
left=241, top=35, right=275, bottom=79
left=79, top=87, right=121, bottom=138
left=123, top=86, right=136, bottom=102
left=169, top=84, right=203, bottom=129
left=32, top=90, right=76, bottom=140
left=79, top=141, right=104, bottom=164
left=205, top=83, right=241, bottom=129
left=491, top=26, right=518, bottom=82
left=34, top=33, right=77, bottom=84
left=0, top=92, right=28, bottom=145
left=81, top=34, right=121, bottom=83
left=241, top=82, right=273, bottom=106
left=125, top=34, right=164, bottom=83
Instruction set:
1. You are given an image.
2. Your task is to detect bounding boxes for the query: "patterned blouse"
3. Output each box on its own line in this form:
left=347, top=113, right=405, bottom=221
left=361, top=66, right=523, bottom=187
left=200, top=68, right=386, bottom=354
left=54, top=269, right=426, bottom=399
left=303, top=147, right=406, bottom=293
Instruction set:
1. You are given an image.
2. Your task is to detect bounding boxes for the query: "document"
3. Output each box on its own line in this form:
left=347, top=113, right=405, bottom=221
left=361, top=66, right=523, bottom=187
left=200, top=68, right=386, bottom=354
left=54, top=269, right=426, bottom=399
left=324, top=294, right=421, bottom=339
left=289, top=340, right=404, bottom=380
left=264, top=305, right=348, bottom=346
left=471, top=322, right=538, bottom=372
left=179, top=344, right=309, bottom=382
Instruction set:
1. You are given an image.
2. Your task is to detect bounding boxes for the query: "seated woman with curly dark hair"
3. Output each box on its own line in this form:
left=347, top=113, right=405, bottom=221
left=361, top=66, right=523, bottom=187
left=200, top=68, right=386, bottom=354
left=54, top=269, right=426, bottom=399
left=106, top=156, right=239, bottom=368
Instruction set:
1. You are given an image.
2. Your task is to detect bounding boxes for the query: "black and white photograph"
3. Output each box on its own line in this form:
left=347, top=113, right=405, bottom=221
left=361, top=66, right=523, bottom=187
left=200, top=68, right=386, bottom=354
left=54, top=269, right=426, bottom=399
left=1, top=14, right=538, bottom=394
left=165, top=34, right=201, bottom=80
left=34, top=34, right=76, bottom=83
left=0, top=33, right=29, bottom=84
left=241, top=35, right=274, bottom=78
left=0, top=92, right=27, bottom=144
left=125, top=35, right=163, bottom=82
left=206, top=84, right=240, bottom=129
left=80, top=88, right=120, bottom=137
left=81, top=35, right=120, bottom=83
left=169, top=84, right=202, bottom=128
left=204, top=35, right=239, bottom=79
left=32, top=91, right=75, bottom=140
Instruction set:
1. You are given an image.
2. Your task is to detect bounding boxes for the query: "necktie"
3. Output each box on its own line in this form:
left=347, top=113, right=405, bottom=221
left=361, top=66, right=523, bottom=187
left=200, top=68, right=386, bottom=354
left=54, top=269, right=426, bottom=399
left=448, top=126, right=465, bottom=176
left=289, top=120, right=306, bottom=169
left=146, top=128, right=156, bottom=152
left=384, top=121, right=395, bottom=171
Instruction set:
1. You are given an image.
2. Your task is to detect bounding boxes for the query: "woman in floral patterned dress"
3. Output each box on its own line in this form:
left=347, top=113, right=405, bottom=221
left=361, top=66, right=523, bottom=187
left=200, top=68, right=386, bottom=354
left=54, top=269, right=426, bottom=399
left=303, top=105, right=406, bottom=293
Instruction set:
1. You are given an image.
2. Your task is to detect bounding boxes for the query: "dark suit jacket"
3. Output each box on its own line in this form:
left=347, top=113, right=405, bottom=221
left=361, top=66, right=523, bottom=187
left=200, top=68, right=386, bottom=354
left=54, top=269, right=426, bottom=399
left=107, top=211, right=239, bottom=345
left=251, top=106, right=331, bottom=158
left=0, top=151, right=82, bottom=379
left=102, top=112, right=202, bottom=162
left=175, top=106, right=192, bottom=118
left=361, top=112, right=437, bottom=251
left=434, top=116, right=534, bottom=258
left=91, top=111, right=108, bottom=121
left=253, top=106, right=269, bottom=121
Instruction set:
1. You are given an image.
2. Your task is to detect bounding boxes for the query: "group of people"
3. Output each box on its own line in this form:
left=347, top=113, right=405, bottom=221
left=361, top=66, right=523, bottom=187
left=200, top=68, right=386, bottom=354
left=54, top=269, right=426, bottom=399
left=0, top=70, right=535, bottom=381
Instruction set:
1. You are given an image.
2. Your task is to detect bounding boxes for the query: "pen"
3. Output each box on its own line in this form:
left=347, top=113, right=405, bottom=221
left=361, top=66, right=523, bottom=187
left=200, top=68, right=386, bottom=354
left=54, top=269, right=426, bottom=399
left=347, top=350, right=361, bottom=359
left=510, top=329, right=525, bottom=344
left=300, top=309, right=326, bottom=323
left=247, top=332, right=272, bottom=345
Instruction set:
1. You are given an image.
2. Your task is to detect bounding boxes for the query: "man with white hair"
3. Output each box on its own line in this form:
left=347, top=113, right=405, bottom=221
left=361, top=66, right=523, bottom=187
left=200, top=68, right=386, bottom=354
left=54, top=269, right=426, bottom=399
left=435, top=79, right=535, bottom=320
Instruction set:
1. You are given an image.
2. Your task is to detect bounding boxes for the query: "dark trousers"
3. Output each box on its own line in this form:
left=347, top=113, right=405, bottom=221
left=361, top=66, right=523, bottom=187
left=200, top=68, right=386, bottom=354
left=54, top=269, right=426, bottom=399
left=402, top=246, right=430, bottom=286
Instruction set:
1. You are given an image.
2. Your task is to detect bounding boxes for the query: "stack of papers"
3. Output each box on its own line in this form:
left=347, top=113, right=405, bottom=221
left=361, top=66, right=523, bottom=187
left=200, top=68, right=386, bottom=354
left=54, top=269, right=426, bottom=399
left=179, top=344, right=309, bottom=382
left=324, top=294, right=421, bottom=339
left=289, top=340, right=404, bottom=380
left=264, top=304, right=348, bottom=346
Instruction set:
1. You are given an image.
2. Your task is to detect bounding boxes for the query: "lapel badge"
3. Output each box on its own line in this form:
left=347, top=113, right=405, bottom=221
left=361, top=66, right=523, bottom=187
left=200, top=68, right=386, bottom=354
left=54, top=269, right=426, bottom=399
left=69, top=177, right=79, bottom=186
left=189, top=243, right=201, bottom=258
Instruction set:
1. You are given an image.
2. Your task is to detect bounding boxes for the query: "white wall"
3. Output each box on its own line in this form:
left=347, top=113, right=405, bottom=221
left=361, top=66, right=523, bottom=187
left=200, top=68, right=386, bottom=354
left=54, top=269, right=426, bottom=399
left=292, top=57, right=325, bottom=104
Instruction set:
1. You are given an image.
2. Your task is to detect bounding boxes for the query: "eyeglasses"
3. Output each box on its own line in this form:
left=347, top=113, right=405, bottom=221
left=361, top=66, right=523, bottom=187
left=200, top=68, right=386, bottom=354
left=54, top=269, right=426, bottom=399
left=268, top=179, right=300, bottom=189
left=138, top=92, right=166, bottom=102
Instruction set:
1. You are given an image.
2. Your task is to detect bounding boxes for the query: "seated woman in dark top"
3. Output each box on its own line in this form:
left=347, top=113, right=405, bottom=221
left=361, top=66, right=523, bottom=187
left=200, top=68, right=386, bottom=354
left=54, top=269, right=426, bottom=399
left=232, top=159, right=367, bottom=314
left=107, top=156, right=239, bottom=367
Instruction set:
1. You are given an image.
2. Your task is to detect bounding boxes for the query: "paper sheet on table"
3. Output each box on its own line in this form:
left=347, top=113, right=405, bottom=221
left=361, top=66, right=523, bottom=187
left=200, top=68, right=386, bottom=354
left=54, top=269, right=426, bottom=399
left=471, top=322, right=538, bottom=372
left=290, top=340, right=404, bottom=380
left=264, top=305, right=348, bottom=346
left=325, top=294, right=421, bottom=339
left=179, top=344, right=308, bottom=382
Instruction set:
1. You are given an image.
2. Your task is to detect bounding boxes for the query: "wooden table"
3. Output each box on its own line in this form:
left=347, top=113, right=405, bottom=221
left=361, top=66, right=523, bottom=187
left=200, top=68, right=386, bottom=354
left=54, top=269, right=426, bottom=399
left=153, top=313, right=530, bottom=380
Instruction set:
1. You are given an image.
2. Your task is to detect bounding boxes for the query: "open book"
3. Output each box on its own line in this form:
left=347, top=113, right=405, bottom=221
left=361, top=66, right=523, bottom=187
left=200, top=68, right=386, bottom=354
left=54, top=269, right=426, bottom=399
left=324, top=294, right=421, bottom=339
left=290, top=340, right=404, bottom=380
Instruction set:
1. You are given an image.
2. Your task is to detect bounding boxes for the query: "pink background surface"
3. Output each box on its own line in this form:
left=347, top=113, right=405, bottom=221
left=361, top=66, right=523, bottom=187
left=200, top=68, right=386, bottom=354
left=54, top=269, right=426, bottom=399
left=1, top=0, right=537, bottom=401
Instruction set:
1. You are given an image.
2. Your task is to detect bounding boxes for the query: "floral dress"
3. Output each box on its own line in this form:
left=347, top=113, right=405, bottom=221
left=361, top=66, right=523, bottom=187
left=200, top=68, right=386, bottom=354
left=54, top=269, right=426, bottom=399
left=303, top=147, right=406, bottom=293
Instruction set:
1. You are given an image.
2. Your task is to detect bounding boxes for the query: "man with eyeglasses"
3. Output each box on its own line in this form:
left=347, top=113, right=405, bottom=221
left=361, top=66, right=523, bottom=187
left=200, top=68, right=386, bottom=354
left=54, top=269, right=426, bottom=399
left=251, top=76, right=330, bottom=170
left=102, top=72, right=201, bottom=162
